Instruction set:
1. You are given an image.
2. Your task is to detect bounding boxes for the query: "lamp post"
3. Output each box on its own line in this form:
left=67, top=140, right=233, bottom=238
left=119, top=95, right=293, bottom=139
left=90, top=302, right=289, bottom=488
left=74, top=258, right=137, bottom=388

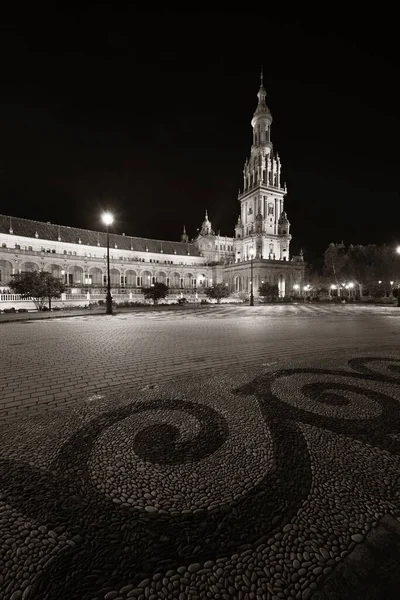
left=249, top=248, right=254, bottom=306
left=102, top=211, right=114, bottom=315
left=396, top=246, right=400, bottom=307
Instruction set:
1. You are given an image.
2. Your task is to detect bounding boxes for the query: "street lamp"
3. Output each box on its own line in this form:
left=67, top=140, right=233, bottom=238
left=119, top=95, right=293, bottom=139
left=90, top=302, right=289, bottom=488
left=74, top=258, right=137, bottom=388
left=396, top=246, right=400, bottom=307
left=249, top=248, right=254, bottom=306
left=102, top=211, right=114, bottom=315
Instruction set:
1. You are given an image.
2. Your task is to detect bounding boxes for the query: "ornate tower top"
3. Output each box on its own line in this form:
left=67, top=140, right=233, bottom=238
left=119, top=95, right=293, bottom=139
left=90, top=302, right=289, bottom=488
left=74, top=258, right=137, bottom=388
left=251, top=69, right=272, bottom=128
left=180, top=225, right=189, bottom=243
left=199, top=210, right=214, bottom=236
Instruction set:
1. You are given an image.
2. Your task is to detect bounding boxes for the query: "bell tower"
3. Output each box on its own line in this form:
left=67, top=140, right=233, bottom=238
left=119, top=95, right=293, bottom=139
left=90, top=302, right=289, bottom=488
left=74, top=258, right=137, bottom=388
left=237, top=72, right=291, bottom=262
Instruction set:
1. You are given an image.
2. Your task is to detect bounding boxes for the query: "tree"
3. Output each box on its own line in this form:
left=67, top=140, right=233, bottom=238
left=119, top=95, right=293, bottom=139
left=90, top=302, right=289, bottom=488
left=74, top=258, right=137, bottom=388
left=205, top=282, right=231, bottom=304
left=141, top=282, right=169, bottom=305
left=9, top=271, right=65, bottom=311
left=258, top=282, right=279, bottom=302
left=323, top=243, right=348, bottom=285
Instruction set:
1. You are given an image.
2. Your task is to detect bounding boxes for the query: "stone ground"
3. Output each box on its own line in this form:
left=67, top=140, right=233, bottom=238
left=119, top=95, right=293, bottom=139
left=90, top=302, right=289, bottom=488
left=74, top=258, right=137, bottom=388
left=1, top=304, right=400, bottom=599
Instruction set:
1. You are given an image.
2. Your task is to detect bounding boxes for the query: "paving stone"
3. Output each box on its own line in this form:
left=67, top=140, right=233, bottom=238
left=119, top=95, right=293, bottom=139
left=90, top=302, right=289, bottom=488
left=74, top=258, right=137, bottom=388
left=1, top=308, right=400, bottom=599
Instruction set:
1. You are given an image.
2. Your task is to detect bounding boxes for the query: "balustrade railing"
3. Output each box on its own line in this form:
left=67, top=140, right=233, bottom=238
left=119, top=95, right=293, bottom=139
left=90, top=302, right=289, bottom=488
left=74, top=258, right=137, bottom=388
left=1, top=287, right=204, bottom=303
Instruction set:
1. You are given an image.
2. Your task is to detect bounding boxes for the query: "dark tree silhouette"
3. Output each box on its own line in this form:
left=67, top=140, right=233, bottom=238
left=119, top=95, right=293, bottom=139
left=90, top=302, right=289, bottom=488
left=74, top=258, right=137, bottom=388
left=9, top=271, right=65, bottom=311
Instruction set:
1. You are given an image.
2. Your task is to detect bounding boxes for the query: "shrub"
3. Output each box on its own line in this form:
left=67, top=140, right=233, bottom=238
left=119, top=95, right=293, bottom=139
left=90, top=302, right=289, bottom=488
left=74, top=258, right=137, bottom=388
left=4, top=307, right=16, bottom=313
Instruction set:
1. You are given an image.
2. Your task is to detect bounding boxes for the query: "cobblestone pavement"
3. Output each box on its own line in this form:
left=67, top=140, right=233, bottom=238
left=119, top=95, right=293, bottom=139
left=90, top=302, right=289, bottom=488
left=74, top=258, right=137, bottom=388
left=1, top=304, right=400, bottom=420
left=1, top=306, right=400, bottom=599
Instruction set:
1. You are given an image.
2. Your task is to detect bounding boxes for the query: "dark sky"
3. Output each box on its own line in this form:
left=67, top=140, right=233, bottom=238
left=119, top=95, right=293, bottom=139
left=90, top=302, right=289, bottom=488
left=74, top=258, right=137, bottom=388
left=1, top=6, right=399, bottom=256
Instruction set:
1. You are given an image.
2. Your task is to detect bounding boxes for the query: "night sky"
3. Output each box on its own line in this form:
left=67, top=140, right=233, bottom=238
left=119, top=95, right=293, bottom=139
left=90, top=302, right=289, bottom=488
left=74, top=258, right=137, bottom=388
left=1, top=7, right=399, bottom=257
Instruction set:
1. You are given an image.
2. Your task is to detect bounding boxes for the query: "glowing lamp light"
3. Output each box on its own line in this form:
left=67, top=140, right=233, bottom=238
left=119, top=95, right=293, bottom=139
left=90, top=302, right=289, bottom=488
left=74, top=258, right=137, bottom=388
left=293, top=284, right=300, bottom=290
left=330, top=284, right=336, bottom=290
left=390, top=281, right=394, bottom=285
left=378, top=280, right=382, bottom=284
left=396, top=246, right=400, bottom=255
left=102, top=212, right=114, bottom=226
left=348, top=282, right=354, bottom=288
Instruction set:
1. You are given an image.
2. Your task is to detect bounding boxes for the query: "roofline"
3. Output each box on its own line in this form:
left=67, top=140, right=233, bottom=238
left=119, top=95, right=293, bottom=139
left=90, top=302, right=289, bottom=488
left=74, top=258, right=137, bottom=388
left=1, top=214, right=197, bottom=246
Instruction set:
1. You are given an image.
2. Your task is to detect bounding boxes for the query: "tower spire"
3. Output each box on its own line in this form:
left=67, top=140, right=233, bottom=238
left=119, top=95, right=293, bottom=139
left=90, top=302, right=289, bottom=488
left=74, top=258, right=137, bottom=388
left=260, top=65, right=263, bottom=87
left=180, top=224, right=189, bottom=243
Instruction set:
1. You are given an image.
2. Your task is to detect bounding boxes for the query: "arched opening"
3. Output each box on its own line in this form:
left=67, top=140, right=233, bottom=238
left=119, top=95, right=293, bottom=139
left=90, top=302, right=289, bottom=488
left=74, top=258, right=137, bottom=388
left=234, top=275, right=243, bottom=292
left=0, top=259, right=13, bottom=286
left=49, top=264, right=63, bottom=280
left=125, top=269, right=137, bottom=286
left=141, top=270, right=152, bottom=288
left=110, top=268, right=120, bottom=286
left=70, top=266, right=84, bottom=285
left=198, top=273, right=208, bottom=287
left=89, top=267, right=103, bottom=286
left=171, top=272, right=180, bottom=288
left=184, top=272, right=193, bottom=288
left=20, top=261, right=39, bottom=273
left=156, top=271, right=167, bottom=284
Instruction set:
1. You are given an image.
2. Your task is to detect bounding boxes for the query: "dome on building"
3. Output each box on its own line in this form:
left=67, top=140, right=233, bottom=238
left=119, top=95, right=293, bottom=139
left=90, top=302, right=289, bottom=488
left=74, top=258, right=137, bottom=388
left=199, top=210, right=214, bottom=236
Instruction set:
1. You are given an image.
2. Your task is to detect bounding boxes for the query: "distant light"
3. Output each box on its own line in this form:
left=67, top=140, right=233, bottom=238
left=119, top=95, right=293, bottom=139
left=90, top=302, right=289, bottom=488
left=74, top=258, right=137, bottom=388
left=390, top=281, right=394, bottom=285
left=293, top=284, right=299, bottom=290
left=396, top=246, right=400, bottom=255
left=348, top=282, right=354, bottom=288
left=330, top=284, right=336, bottom=290
left=378, top=280, right=382, bottom=284
left=102, top=212, right=114, bottom=226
